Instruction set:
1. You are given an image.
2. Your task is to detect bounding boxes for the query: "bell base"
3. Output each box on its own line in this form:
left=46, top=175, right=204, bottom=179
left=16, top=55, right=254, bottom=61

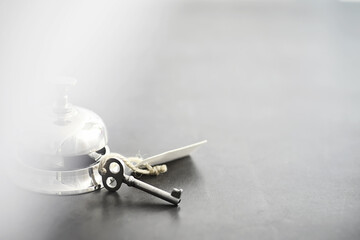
left=10, top=147, right=109, bottom=195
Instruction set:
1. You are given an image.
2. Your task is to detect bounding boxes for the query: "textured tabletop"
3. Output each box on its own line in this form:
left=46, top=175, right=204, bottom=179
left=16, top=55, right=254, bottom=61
left=1, top=1, right=360, bottom=239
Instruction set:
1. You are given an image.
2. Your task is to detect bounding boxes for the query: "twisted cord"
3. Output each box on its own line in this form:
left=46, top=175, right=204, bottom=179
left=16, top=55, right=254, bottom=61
left=98, top=152, right=167, bottom=176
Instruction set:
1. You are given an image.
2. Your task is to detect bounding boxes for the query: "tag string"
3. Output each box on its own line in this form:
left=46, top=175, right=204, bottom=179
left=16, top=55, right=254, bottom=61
left=98, top=152, right=167, bottom=176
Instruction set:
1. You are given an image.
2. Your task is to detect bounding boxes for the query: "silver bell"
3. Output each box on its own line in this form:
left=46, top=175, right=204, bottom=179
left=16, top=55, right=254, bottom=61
left=12, top=77, right=109, bottom=195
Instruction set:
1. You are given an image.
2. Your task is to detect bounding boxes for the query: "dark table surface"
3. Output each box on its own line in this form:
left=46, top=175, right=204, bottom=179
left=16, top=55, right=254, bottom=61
left=1, top=1, right=360, bottom=239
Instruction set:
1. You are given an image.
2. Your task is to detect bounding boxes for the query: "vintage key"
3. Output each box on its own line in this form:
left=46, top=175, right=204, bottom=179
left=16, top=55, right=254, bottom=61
left=100, top=158, right=182, bottom=205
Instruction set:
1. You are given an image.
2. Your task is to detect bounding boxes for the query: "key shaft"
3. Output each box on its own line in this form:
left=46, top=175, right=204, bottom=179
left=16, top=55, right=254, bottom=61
left=123, top=175, right=182, bottom=205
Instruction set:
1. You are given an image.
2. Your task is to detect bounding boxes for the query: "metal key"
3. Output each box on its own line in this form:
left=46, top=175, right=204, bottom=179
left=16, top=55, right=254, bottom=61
left=99, top=158, right=182, bottom=205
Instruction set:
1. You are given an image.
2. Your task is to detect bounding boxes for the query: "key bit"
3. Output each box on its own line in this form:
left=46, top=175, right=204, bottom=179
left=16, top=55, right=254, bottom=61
left=100, top=158, right=182, bottom=205
left=171, top=188, right=183, bottom=198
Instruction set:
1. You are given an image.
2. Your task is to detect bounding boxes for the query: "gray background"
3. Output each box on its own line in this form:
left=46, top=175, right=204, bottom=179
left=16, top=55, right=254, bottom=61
left=1, top=0, right=360, bottom=239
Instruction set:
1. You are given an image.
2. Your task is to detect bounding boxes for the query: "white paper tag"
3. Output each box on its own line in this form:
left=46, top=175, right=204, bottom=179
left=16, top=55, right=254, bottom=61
left=135, top=140, right=207, bottom=167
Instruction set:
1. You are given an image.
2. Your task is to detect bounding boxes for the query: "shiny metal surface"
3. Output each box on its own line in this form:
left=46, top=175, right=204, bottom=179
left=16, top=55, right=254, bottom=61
left=20, top=77, right=108, bottom=158
left=12, top=146, right=110, bottom=195
left=12, top=78, right=109, bottom=194
left=47, top=106, right=108, bottom=157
